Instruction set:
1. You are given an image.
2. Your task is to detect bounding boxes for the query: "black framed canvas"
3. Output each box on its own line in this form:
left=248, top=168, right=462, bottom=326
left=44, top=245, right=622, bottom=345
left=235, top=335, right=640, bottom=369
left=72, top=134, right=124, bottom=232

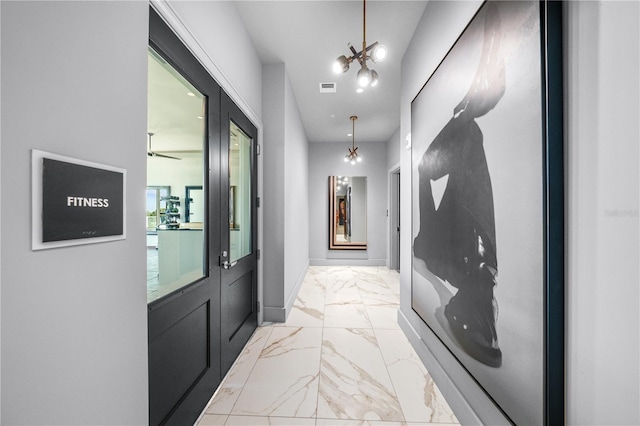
left=410, top=1, right=563, bottom=424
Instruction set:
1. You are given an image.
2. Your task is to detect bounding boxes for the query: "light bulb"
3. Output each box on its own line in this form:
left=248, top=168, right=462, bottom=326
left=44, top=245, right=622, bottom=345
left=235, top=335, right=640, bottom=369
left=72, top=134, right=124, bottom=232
left=371, top=44, right=387, bottom=62
left=357, top=66, right=371, bottom=87
left=344, top=156, right=349, bottom=162
left=351, top=159, right=356, bottom=165
left=334, top=55, right=349, bottom=74
left=357, top=156, right=362, bottom=162
left=370, top=70, right=379, bottom=87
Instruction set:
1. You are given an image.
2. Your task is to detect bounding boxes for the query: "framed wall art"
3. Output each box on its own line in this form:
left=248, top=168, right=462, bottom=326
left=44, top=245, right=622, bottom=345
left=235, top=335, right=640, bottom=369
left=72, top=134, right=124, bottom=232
left=410, top=1, right=563, bottom=424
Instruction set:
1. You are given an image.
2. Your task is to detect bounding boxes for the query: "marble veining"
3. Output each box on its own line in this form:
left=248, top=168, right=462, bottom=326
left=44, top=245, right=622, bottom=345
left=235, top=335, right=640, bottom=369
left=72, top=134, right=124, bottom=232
left=318, top=328, right=404, bottom=421
left=375, top=329, right=458, bottom=424
left=295, top=292, right=325, bottom=311
left=205, top=327, right=273, bottom=415
left=197, top=266, right=458, bottom=426
left=230, top=327, right=322, bottom=418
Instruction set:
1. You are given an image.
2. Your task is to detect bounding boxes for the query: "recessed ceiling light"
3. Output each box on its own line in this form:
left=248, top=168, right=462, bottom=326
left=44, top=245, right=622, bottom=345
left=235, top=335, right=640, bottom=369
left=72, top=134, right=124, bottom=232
left=356, top=88, right=364, bottom=93
left=347, top=133, right=353, bottom=137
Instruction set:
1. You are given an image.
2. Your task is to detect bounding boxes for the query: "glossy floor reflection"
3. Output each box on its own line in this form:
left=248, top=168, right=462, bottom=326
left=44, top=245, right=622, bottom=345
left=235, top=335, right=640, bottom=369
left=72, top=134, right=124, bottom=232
left=197, top=266, right=459, bottom=426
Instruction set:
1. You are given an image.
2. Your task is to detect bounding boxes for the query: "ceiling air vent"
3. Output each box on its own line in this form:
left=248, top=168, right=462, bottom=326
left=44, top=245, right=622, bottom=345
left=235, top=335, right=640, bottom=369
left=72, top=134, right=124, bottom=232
left=319, top=82, right=336, bottom=93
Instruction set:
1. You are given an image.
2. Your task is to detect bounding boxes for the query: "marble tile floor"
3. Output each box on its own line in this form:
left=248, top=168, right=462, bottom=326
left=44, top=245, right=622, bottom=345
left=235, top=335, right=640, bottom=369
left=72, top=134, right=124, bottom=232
left=196, top=266, right=459, bottom=426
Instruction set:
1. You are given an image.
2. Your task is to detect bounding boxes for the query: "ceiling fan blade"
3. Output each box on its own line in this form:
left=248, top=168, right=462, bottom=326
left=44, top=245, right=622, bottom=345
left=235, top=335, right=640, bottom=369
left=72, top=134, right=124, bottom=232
left=147, top=132, right=181, bottom=160
left=148, top=151, right=181, bottom=160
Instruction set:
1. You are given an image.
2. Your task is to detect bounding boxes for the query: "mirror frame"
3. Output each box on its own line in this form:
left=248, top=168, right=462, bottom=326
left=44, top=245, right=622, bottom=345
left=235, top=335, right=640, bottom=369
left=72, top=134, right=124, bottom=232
left=328, top=176, right=367, bottom=250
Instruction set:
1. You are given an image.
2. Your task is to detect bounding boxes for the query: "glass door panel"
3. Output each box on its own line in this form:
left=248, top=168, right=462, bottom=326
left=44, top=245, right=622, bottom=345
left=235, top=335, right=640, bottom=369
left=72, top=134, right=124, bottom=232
left=147, top=46, right=206, bottom=303
left=228, top=121, right=252, bottom=262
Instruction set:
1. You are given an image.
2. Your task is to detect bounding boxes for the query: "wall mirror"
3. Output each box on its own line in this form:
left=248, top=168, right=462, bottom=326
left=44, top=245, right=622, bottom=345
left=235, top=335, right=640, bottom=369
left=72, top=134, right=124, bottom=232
left=329, top=176, right=367, bottom=250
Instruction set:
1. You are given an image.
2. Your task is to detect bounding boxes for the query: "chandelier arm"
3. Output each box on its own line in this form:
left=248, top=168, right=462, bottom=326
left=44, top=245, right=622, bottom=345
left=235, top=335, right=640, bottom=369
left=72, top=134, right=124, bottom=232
left=349, top=41, right=378, bottom=67
left=365, top=41, right=378, bottom=53
left=362, top=0, right=367, bottom=65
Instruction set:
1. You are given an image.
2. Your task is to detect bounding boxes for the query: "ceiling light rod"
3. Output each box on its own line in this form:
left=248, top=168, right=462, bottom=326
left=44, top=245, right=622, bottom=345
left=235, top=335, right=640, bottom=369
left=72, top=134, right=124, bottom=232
left=333, top=0, right=387, bottom=88
left=362, top=0, right=367, bottom=64
left=345, top=116, right=362, bottom=165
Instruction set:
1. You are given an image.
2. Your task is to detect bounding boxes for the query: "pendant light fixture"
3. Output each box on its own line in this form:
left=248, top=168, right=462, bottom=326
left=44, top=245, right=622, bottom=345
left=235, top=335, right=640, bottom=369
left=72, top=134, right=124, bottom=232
left=344, top=116, right=362, bottom=165
left=333, top=0, right=387, bottom=89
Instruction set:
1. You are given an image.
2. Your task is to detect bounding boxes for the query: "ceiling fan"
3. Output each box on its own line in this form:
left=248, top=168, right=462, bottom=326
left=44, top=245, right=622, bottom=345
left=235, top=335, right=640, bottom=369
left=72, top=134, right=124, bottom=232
left=147, top=132, right=181, bottom=160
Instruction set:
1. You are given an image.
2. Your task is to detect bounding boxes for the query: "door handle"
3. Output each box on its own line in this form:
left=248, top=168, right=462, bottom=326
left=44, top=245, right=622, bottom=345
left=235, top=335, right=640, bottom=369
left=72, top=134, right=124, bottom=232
left=222, top=260, right=237, bottom=270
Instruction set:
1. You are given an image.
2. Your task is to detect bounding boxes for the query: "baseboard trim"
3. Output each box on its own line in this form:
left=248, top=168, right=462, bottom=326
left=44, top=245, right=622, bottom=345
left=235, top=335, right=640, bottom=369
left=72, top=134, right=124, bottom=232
left=309, top=258, right=386, bottom=266
left=263, top=306, right=286, bottom=323
left=397, top=309, right=509, bottom=425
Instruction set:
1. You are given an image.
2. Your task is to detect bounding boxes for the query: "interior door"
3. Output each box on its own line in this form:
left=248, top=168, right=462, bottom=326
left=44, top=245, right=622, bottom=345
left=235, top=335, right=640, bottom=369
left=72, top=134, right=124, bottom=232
left=147, top=8, right=222, bottom=425
left=220, top=92, right=258, bottom=375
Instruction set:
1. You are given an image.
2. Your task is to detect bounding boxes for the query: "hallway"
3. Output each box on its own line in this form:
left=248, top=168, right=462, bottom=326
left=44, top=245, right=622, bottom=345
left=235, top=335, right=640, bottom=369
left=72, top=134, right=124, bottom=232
left=197, top=266, right=458, bottom=425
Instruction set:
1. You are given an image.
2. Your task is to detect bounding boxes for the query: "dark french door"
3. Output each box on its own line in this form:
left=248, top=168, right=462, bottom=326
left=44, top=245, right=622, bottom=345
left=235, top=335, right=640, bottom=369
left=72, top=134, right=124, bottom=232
left=220, top=94, right=259, bottom=375
left=147, top=8, right=258, bottom=425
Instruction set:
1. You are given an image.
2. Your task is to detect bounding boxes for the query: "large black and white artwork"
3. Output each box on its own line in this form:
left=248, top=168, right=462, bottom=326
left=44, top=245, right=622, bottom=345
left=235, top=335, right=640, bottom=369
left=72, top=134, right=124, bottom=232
left=411, top=1, right=560, bottom=424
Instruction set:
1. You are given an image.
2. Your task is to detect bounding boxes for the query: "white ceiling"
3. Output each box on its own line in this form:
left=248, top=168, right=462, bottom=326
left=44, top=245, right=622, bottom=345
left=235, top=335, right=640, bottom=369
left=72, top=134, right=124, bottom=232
left=148, top=1, right=428, bottom=152
left=234, top=0, right=428, bottom=144
left=147, top=47, right=206, bottom=154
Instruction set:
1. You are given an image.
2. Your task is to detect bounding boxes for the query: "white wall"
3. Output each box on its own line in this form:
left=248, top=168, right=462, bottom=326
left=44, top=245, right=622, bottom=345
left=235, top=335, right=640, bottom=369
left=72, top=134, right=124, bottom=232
left=262, top=64, right=286, bottom=318
left=565, top=1, right=639, bottom=424
left=262, top=64, right=310, bottom=322
left=283, top=69, right=310, bottom=314
left=309, top=141, right=388, bottom=265
left=398, top=1, right=640, bottom=425
left=1, top=2, right=149, bottom=424
left=386, top=127, right=401, bottom=169
left=159, top=0, right=263, bottom=123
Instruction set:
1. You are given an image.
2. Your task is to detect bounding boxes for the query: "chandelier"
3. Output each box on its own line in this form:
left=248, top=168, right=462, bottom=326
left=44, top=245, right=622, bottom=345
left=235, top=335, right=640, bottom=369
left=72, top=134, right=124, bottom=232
left=344, top=116, right=362, bottom=164
left=333, top=0, right=387, bottom=89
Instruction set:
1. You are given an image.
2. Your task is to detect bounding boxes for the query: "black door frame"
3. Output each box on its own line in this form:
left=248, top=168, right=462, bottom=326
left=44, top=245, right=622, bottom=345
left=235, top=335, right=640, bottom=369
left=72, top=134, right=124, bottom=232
left=148, top=7, right=222, bottom=425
